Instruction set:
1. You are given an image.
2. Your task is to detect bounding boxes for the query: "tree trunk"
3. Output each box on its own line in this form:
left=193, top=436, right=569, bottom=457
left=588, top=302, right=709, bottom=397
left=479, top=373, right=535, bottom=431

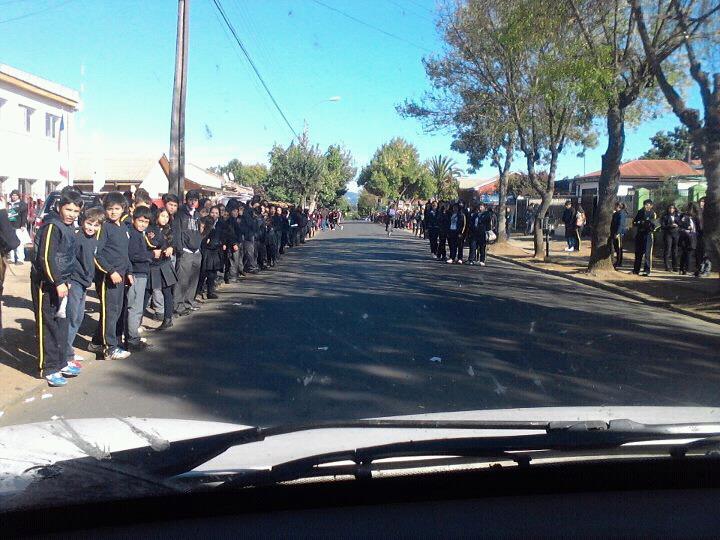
left=701, top=108, right=720, bottom=270
left=533, top=190, right=553, bottom=259
left=496, top=171, right=508, bottom=244
left=588, top=105, right=625, bottom=273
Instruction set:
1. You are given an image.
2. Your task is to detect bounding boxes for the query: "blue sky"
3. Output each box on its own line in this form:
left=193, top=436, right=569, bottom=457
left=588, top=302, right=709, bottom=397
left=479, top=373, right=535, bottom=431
left=1, top=0, right=693, bottom=190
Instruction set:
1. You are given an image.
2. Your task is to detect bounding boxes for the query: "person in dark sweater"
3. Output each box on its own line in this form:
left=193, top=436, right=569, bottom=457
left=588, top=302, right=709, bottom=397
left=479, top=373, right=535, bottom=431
left=144, top=207, right=177, bottom=330
left=661, top=204, right=681, bottom=272
left=125, top=206, right=153, bottom=351
left=31, top=190, right=83, bottom=386
left=197, top=213, right=225, bottom=300
left=0, top=197, right=21, bottom=341
left=7, top=190, right=28, bottom=264
left=173, top=190, right=202, bottom=315
left=90, top=191, right=133, bottom=360
left=610, top=202, right=627, bottom=268
left=66, top=207, right=104, bottom=368
left=632, top=199, right=659, bottom=276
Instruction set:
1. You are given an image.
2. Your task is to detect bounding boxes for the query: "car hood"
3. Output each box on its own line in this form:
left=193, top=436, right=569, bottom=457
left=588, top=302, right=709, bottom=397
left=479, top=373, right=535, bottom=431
left=2, top=406, right=719, bottom=504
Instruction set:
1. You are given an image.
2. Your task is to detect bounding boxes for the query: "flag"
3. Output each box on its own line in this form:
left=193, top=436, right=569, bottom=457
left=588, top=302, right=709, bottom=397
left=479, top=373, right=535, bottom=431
left=58, top=115, right=69, bottom=179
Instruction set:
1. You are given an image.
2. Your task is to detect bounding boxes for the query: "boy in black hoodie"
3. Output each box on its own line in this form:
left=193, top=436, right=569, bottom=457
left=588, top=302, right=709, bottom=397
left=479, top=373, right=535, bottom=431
left=32, top=190, right=83, bottom=386
left=65, top=207, right=104, bottom=368
left=126, top=206, right=154, bottom=351
left=90, top=191, right=133, bottom=360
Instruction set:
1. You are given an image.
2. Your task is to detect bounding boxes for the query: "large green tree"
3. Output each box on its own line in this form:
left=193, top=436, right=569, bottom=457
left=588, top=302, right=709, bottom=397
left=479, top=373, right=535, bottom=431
left=318, top=145, right=356, bottom=208
left=267, top=131, right=327, bottom=208
left=632, top=0, right=720, bottom=269
left=357, top=138, right=434, bottom=201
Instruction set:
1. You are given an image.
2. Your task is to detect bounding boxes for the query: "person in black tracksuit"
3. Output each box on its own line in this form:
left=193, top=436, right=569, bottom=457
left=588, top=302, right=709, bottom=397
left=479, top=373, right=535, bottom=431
left=92, top=192, right=133, bottom=359
left=561, top=201, right=578, bottom=251
left=272, top=207, right=285, bottom=257
left=446, top=203, right=467, bottom=263
left=31, top=192, right=82, bottom=384
left=468, top=203, right=494, bottom=265
left=280, top=208, right=291, bottom=253
left=254, top=207, right=267, bottom=270
left=437, top=204, right=449, bottom=261
left=610, top=202, right=627, bottom=268
left=242, top=204, right=259, bottom=274
left=678, top=203, right=698, bottom=275
left=632, top=199, right=658, bottom=276
left=660, top=204, right=681, bottom=272
left=223, top=202, right=245, bottom=282
left=197, top=215, right=224, bottom=299
left=173, top=191, right=202, bottom=314
left=425, top=202, right=439, bottom=256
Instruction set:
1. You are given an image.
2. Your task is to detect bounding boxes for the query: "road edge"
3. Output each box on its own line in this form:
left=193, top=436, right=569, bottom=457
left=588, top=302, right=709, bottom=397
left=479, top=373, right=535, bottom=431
left=488, top=252, right=719, bottom=326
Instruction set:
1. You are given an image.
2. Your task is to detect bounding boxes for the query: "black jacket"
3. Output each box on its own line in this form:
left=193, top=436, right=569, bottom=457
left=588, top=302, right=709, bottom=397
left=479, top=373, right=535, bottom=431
left=610, top=210, right=627, bottom=236
left=633, top=209, right=658, bottom=234
left=70, top=231, right=98, bottom=288
left=447, top=211, right=467, bottom=236
left=562, top=208, right=577, bottom=231
left=95, top=220, right=132, bottom=277
left=173, top=204, right=201, bottom=253
left=424, top=208, right=439, bottom=230
left=7, top=200, right=28, bottom=229
left=0, top=209, right=20, bottom=254
left=128, top=227, right=154, bottom=275
left=469, top=210, right=494, bottom=236
left=438, top=211, right=450, bottom=234
left=661, top=212, right=681, bottom=233
left=32, top=210, right=76, bottom=286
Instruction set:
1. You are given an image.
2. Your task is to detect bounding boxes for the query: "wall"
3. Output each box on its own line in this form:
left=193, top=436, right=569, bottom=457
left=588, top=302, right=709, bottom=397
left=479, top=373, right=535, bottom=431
left=139, top=162, right=170, bottom=198
left=0, top=79, right=76, bottom=200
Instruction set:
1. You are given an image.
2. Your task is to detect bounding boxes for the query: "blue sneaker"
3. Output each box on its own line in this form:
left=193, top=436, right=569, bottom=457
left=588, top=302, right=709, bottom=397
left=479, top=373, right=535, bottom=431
left=46, top=372, right=68, bottom=387
left=60, top=364, right=81, bottom=377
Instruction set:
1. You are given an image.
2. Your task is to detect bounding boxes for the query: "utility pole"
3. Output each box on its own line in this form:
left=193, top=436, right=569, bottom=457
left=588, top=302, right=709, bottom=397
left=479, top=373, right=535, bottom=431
left=169, top=0, right=190, bottom=198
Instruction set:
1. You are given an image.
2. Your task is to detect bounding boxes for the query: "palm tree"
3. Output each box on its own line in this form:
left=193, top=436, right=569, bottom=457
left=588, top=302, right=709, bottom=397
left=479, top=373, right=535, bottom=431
left=428, top=155, right=461, bottom=200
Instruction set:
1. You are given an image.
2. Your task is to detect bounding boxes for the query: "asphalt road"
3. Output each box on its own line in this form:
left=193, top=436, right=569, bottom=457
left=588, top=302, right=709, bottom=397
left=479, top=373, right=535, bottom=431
left=3, top=222, right=720, bottom=427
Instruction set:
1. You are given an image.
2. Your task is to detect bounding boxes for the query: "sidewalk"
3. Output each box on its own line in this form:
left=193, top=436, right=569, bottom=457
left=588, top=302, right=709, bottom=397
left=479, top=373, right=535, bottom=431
left=0, top=261, right=112, bottom=413
left=488, top=234, right=720, bottom=324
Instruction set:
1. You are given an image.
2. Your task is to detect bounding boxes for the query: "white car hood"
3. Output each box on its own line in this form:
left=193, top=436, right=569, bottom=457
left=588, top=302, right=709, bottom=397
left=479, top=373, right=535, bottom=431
left=1, top=406, right=719, bottom=504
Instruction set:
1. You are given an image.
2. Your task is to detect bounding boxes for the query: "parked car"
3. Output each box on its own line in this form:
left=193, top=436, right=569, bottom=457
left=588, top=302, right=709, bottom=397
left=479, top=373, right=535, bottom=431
left=32, top=190, right=103, bottom=237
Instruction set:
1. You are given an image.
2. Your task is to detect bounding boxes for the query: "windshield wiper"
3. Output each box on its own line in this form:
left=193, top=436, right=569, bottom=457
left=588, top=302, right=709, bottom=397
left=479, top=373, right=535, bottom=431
left=102, top=418, right=720, bottom=479
left=214, top=419, right=720, bottom=490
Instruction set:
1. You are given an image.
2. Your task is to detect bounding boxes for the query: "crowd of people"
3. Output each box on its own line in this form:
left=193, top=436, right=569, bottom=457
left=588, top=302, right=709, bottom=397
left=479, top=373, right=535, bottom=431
left=383, top=200, right=498, bottom=265
left=376, top=194, right=712, bottom=278
left=0, top=186, right=329, bottom=388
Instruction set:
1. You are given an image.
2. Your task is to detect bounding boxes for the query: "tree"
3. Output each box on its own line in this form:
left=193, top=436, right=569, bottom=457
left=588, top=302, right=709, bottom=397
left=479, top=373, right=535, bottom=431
left=642, top=127, right=703, bottom=161
left=427, top=155, right=461, bottom=200
left=562, top=0, right=695, bottom=271
left=267, top=130, right=327, bottom=208
left=632, top=0, right=720, bottom=269
left=357, top=189, right=380, bottom=216
left=318, top=145, right=356, bottom=208
left=357, top=138, right=435, bottom=201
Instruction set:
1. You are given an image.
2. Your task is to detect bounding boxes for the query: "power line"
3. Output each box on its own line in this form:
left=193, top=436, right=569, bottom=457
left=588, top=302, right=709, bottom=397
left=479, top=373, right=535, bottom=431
left=210, top=0, right=298, bottom=139
left=0, top=0, right=76, bottom=24
left=310, top=0, right=433, bottom=53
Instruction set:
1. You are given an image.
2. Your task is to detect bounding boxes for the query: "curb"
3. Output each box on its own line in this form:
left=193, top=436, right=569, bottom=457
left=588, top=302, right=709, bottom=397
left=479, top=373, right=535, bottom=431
left=488, top=252, right=719, bottom=326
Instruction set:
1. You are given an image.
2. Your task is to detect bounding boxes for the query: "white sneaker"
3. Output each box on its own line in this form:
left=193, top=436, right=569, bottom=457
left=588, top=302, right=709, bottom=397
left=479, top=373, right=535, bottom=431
left=72, top=354, right=83, bottom=362
left=564, top=247, right=572, bottom=252
left=446, top=259, right=453, bottom=264
left=479, top=261, right=486, bottom=267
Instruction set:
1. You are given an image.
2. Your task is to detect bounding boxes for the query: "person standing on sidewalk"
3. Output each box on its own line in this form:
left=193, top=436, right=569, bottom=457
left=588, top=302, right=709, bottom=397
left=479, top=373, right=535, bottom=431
left=447, top=203, right=467, bottom=264
left=694, top=197, right=711, bottom=277
left=632, top=199, right=658, bottom=276
left=425, top=201, right=439, bottom=257
left=125, top=206, right=153, bottom=352
left=7, top=190, right=28, bottom=264
left=678, top=202, right=698, bottom=276
left=610, top=202, right=627, bottom=268
left=65, top=207, right=103, bottom=368
left=661, top=204, right=681, bottom=272
left=173, top=190, right=202, bottom=315
left=31, top=190, right=83, bottom=386
left=437, top=203, right=449, bottom=261
left=0, top=196, right=20, bottom=341
left=561, top=201, right=578, bottom=252
left=468, top=203, right=494, bottom=266
left=145, top=208, right=176, bottom=330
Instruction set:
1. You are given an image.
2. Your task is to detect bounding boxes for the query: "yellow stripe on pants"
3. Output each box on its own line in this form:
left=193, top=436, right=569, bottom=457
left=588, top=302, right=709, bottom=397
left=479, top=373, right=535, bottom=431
left=101, top=279, right=107, bottom=346
left=37, top=284, right=44, bottom=371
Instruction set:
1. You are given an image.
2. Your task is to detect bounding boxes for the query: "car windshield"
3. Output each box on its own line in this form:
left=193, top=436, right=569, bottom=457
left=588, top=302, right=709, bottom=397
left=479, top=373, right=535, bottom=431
left=1, top=0, right=719, bottom=510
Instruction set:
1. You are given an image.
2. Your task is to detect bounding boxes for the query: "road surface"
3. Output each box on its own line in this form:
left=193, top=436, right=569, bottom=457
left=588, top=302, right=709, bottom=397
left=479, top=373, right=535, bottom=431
left=3, top=222, right=720, bottom=427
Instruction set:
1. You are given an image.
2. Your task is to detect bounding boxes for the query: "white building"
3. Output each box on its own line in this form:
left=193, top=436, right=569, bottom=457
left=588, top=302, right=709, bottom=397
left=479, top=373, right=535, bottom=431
left=0, top=64, right=80, bottom=200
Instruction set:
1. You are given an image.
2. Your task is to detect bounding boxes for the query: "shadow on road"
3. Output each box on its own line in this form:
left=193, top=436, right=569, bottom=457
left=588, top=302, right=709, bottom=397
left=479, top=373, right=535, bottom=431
left=101, top=223, right=720, bottom=427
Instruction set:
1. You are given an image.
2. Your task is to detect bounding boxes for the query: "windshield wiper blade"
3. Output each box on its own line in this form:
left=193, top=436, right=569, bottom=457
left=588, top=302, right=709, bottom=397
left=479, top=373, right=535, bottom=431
left=104, top=418, right=720, bottom=478
left=217, top=420, right=720, bottom=490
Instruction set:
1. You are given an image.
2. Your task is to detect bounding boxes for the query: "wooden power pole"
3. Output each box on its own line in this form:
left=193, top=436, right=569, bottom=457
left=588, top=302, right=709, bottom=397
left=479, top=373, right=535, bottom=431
left=169, top=0, right=190, bottom=198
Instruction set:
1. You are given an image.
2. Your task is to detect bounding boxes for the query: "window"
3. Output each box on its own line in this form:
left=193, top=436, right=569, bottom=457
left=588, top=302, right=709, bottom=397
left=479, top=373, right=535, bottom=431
left=18, top=178, right=34, bottom=196
left=19, top=105, right=34, bottom=133
left=45, top=113, right=60, bottom=138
